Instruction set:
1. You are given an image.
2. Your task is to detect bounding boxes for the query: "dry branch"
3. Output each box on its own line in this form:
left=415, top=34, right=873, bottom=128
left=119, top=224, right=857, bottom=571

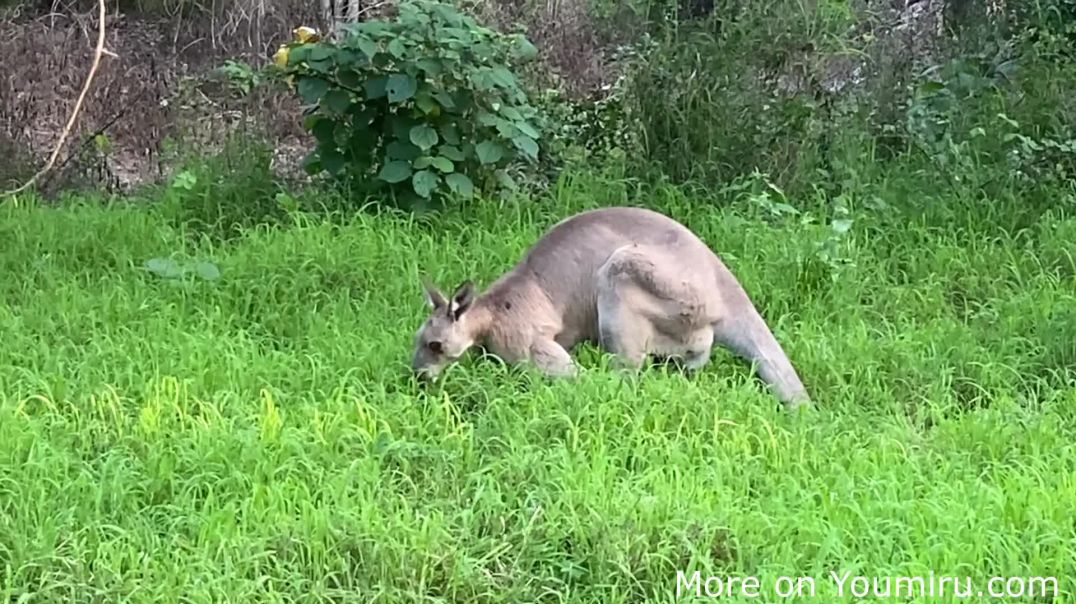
left=1, top=0, right=114, bottom=197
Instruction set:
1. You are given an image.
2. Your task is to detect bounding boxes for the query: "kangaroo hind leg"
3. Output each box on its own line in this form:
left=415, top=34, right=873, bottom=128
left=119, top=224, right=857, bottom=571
left=596, top=244, right=716, bottom=372
left=596, top=253, right=654, bottom=372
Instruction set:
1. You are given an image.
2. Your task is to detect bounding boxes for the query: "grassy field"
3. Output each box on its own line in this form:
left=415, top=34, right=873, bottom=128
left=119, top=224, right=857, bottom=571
left=1, top=169, right=1074, bottom=602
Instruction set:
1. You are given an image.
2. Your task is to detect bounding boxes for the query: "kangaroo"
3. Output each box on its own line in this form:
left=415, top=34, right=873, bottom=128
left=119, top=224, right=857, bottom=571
left=410, top=206, right=810, bottom=408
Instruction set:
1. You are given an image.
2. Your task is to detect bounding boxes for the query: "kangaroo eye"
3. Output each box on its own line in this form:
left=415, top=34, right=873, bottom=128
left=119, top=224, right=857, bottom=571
left=427, top=340, right=443, bottom=354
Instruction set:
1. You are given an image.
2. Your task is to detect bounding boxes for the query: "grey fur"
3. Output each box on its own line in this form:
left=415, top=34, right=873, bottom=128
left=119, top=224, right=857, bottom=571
left=411, top=206, right=810, bottom=408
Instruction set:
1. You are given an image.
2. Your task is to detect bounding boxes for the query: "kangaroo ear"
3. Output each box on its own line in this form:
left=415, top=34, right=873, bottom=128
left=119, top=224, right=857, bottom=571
left=420, top=275, right=448, bottom=310
left=450, top=280, right=475, bottom=320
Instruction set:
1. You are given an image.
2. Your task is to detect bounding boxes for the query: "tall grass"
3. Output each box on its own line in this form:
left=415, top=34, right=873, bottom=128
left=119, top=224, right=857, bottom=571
left=1, top=164, right=1074, bottom=601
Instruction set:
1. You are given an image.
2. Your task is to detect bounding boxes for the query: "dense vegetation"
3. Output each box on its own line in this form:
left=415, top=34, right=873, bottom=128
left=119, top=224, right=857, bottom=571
left=1, top=0, right=1074, bottom=601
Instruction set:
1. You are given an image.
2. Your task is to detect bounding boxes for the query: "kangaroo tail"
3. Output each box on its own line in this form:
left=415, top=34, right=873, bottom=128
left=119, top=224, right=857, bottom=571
left=712, top=300, right=810, bottom=408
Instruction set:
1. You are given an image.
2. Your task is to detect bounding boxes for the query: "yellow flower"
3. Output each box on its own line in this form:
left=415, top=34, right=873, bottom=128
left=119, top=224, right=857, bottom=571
left=292, top=26, right=320, bottom=44
left=272, top=44, right=290, bottom=68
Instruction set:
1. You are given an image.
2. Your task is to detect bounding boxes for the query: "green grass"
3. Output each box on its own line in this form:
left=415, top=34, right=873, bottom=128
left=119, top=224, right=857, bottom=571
left=0, top=170, right=1074, bottom=603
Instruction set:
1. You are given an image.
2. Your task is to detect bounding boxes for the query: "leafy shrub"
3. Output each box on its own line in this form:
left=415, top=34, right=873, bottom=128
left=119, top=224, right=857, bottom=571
left=157, top=133, right=286, bottom=241
left=274, top=0, right=548, bottom=207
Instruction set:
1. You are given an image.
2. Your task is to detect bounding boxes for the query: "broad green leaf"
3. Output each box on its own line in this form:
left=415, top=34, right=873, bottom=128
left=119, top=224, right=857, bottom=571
left=192, top=261, right=221, bottom=281
left=512, top=135, right=539, bottom=160
left=387, top=38, right=407, bottom=58
left=409, top=125, right=439, bottom=150
left=349, top=106, right=377, bottom=128
left=310, top=117, right=337, bottom=144
left=323, top=89, right=351, bottom=114
left=919, top=81, right=945, bottom=95
left=495, top=118, right=520, bottom=138
left=439, top=124, right=461, bottom=145
left=320, top=147, right=348, bottom=175
left=413, top=156, right=433, bottom=169
left=386, top=74, right=417, bottom=103
left=337, top=68, right=363, bottom=89
left=498, top=106, right=523, bottom=121
left=515, top=120, right=540, bottom=139
left=378, top=160, right=413, bottom=183
left=445, top=173, right=474, bottom=198
left=308, top=45, right=333, bottom=62
left=490, top=66, right=516, bottom=88
left=831, top=218, right=854, bottom=234
left=356, top=37, right=379, bottom=60
left=415, top=92, right=439, bottom=115
left=476, top=111, right=499, bottom=128
left=288, top=45, right=311, bottom=64
left=417, top=58, right=443, bottom=76
left=387, top=141, right=422, bottom=161
left=438, top=145, right=465, bottom=161
left=475, top=140, right=505, bottom=165
left=412, top=170, right=439, bottom=199
left=495, top=169, right=517, bottom=190
left=433, top=91, right=457, bottom=110
left=144, top=257, right=185, bottom=279
left=364, top=77, right=387, bottom=99
left=392, top=116, right=421, bottom=143
left=297, top=77, right=330, bottom=104
left=301, top=151, right=321, bottom=175
left=430, top=156, right=454, bottom=173
left=511, top=35, right=539, bottom=60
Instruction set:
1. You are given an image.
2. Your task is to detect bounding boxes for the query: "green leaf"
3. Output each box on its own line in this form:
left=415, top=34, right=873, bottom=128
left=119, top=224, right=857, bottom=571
left=514, top=120, right=540, bottom=139
left=445, top=173, right=474, bottom=198
left=415, top=93, right=439, bottom=115
left=387, top=38, right=407, bottom=58
left=320, top=147, right=348, bottom=175
left=301, top=151, right=321, bottom=175
left=409, top=125, right=439, bottom=150
left=475, top=140, right=505, bottom=164
left=412, top=170, right=439, bottom=199
left=387, top=141, right=422, bottom=161
left=144, top=257, right=185, bottom=279
left=413, top=156, right=433, bottom=169
left=498, top=106, right=523, bottom=121
left=511, top=36, right=539, bottom=60
left=919, top=80, right=945, bottom=95
left=438, top=145, right=465, bottom=161
left=512, top=135, right=539, bottom=160
left=495, top=169, right=517, bottom=190
left=310, top=117, right=337, bottom=144
left=349, top=106, right=377, bottom=128
left=364, top=77, right=387, bottom=99
left=288, top=45, right=311, bottom=64
left=432, top=91, right=457, bottom=110
left=337, top=68, right=363, bottom=89
left=192, top=261, right=221, bottom=281
left=356, top=37, right=379, bottom=60
left=439, top=124, right=461, bottom=145
left=323, top=89, right=351, bottom=114
left=430, top=156, right=454, bottom=173
left=308, top=45, right=333, bottom=62
left=417, top=58, right=443, bottom=76
left=490, top=66, right=516, bottom=88
left=831, top=218, right=854, bottom=234
left=297, top=77, right=330, bottom=104
left=378, top=160, right=413, bottom=183
left=392, top=116, right=421, bottom=143
left=386, top=74, right=417, bottom=103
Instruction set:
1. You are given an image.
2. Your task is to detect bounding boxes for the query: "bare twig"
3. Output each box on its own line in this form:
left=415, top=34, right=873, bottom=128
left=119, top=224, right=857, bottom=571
left=1, top=0, right=115, bottom=198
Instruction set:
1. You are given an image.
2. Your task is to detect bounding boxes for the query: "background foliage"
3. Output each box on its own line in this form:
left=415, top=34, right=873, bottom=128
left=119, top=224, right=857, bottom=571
left=276, top=0, right=545, bottom=207
left=1, top=0, right=1074, bottom=600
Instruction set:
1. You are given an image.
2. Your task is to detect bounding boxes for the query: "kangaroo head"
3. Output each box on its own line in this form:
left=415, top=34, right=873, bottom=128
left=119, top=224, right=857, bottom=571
left=411, top=276, right=479, bottom=381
